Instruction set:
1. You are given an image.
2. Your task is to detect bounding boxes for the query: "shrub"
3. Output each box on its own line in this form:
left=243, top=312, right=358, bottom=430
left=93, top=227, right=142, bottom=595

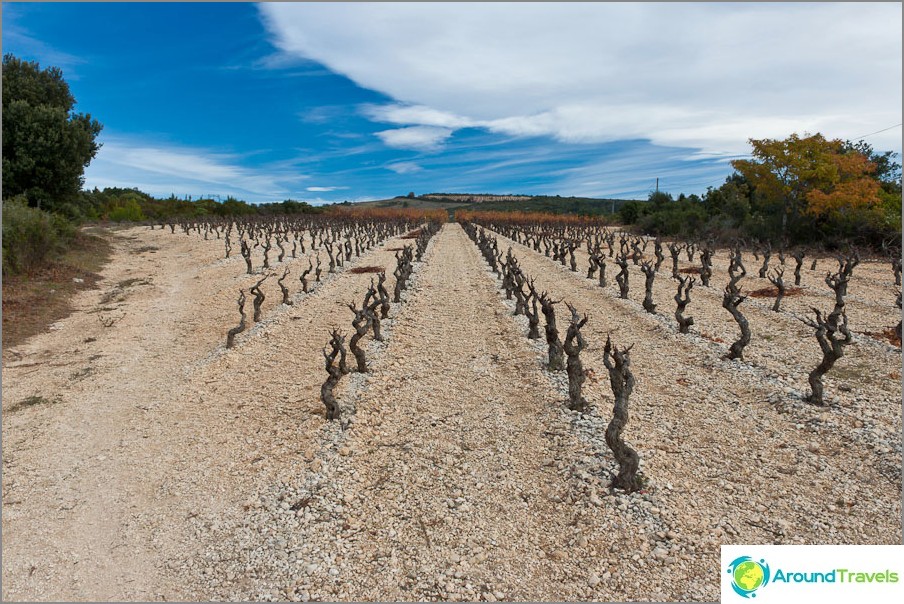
left=105, top=197, right=145, bottom=222
left=2, top=195, right=74, bottom=275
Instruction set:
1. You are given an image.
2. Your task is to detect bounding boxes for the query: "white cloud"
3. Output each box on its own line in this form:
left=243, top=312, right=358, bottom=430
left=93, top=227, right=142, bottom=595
left=306, top=186, right=347, bottom=192
left=362, top=104, right=475, bottom=129
left=386, top=161, right=423, bottom=175
left=84, top=135, right=309, bottom=202
left=259, top=3, right=902, bottom=156
left=374, top=126, right=453, bottom=151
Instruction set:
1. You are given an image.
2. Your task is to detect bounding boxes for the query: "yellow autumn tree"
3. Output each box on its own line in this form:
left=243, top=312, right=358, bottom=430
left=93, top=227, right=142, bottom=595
left=731, top=133, right=882, bottom=236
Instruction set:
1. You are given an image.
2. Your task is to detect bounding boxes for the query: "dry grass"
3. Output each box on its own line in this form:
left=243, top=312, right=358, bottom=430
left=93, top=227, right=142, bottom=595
left=863, top=327, right=902, bottom=348
left=679, top=267, right=701, bottom=274
left=2, top=231, right=112, bottom=350
left=348, top=266, right=385, bottom=275
left=747, top=286, right=805, bottom=298
left=6, top=394, right=62, bottom=414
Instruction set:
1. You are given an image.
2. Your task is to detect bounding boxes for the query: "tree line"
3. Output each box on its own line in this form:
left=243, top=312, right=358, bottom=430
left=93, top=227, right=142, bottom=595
left=618, top=134, right=901, bottom=249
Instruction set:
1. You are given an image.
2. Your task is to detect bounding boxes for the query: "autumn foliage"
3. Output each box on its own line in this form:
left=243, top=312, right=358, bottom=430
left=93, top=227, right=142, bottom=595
left=455, top=209, right=609, bottom=227
left=731, top=133, right=884, bottom=233
left=329, top=206, right=447, bottom=224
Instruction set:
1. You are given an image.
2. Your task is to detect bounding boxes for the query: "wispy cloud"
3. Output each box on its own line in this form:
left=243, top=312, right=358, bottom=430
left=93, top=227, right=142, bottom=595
left=374, top=126, right=453, bottom=151
left=306, top=186, right=347, bottom=192
left=386, top=161, right=423, bottom=174
left=362, top=103, right=475, bottom=129
left=2, top=7, right=87, bottom=77
left=260, top=3, right=902, bottom=156
left=84, top=135, right=310, bottom=202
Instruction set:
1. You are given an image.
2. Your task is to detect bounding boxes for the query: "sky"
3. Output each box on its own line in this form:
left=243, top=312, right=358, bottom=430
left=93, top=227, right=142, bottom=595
left=2, top=2, right=901, bottom=204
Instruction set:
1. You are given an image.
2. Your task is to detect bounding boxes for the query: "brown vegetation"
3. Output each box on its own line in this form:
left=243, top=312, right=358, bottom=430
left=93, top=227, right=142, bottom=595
left=348, top=265, right=385, bottom=274
left=2, top=231, right=111, bottom=350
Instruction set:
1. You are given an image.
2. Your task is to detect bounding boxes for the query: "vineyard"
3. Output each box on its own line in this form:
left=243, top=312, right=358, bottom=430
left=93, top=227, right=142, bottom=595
left=2, top=209, right=901, bottom=602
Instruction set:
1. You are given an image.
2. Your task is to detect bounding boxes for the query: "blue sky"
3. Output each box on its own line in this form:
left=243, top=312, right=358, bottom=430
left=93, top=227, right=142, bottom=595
left=3, top=2, right=901, bottom=204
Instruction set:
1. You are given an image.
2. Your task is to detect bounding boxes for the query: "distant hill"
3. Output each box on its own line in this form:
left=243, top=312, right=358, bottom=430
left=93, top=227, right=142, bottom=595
left=351, top=194, right=642, bottom=216
left=351, top=196, right=468, bottom=211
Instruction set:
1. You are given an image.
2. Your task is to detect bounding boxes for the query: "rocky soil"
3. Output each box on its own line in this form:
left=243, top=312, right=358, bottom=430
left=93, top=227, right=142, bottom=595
left=2, top=222, right=901, bottom=602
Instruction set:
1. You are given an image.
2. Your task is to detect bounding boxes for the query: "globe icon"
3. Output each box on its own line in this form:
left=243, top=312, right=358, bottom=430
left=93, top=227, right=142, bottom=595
left=733, top=560, right=765, bottom=592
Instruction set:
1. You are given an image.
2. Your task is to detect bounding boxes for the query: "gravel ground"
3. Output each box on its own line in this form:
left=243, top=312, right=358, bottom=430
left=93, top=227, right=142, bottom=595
left=2, top=224, right=415, bottom=601
left=1, top=222, right=900, bottom=602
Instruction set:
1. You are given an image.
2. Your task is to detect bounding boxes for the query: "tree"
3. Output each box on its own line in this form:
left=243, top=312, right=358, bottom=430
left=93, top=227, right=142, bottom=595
left=731, top=133, right=883, bottom=239
left=2, top=54, right=103, bottom=216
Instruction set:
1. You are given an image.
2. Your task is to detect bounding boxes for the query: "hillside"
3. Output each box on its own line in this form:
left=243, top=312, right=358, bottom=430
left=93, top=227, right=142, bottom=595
left=350, top=194, right=643, bottom=216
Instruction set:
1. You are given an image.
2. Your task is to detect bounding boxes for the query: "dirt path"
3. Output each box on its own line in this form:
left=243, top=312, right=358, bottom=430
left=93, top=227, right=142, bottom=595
left=1, top=225, right=411, bottom=601
left=324, top=223, right=601, bottom=601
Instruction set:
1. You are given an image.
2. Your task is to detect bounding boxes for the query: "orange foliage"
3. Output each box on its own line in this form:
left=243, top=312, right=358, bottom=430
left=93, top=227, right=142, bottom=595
left=328, top=206, right=447, bottom=223
left=731, top=132, right=883, bottom=220
left=805, top=150, right=882, bottom=216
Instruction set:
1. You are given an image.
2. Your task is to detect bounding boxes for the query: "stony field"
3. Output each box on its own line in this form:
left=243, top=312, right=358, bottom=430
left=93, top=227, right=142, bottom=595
left=2, top=221, right=901, bottom=602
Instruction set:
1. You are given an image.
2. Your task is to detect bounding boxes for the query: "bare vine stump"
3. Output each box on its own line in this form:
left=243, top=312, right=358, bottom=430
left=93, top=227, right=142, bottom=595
left=597, top=256, right=607, bottom=288
left=347, top=300, right=373, bottom=372
left=630, top=240, right=642, bottom=265
left=526, top=289, right=541, bottom=339
left=802, top=307, right=851, bottom=405
left=758, top=242, right=772, bottom=278
left=261, top=238, right=271, bottom=269
left=723, top=248, right=749, bottom=360
left=524, top=278, right=542, bottom=340
left=792, top=250, right=805, bottom=286
left=325, top=242, right=337, bottom=273
left=539, top=292, right=565, bottom=371
left=300, top=259, right=312, bottom=293
left=240, top=239, right=253, bottom=274
left=826, top=252, right=859, bottom=321
left=377, top=271, right=391, bottom=319
left=768, top=268, right=786, bottom=312
left=896, top=289, right=902, bottom=343
left=563, top=303, right=589, bottom=412
left=278, top=266, right=292, bottom=306
left=587, top=254, right=598, bottom=279
left=674, top=275, right=695, bottom=334
left=685, top=242, right=696, bottom=262
left=602, top=335, right=642, bottom=493
left=363, top=280, right=384, bottom=342
left=615, top=254, right=630, bottom=299
left=699, top=243, right=713, bottom=287
left=640, top=261, right=656, bottom=313
left=315, top=254, right=323, bottom=282
left=225, top=290, right=247, bottom=349
left=250, top=275, right=268, bottom=323
left=321, top=330, right=347, bottom=420
left=668, top=242, right=682, bottom=279
left=393, top=261, right=405, bottom=303
left=653, top=237, right=665, bottom=271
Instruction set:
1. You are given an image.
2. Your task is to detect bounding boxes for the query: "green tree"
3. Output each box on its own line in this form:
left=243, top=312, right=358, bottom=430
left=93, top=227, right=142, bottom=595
left=2, top=54, right=103, bottom=216
left=648, top=190, right=673, bottom=210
